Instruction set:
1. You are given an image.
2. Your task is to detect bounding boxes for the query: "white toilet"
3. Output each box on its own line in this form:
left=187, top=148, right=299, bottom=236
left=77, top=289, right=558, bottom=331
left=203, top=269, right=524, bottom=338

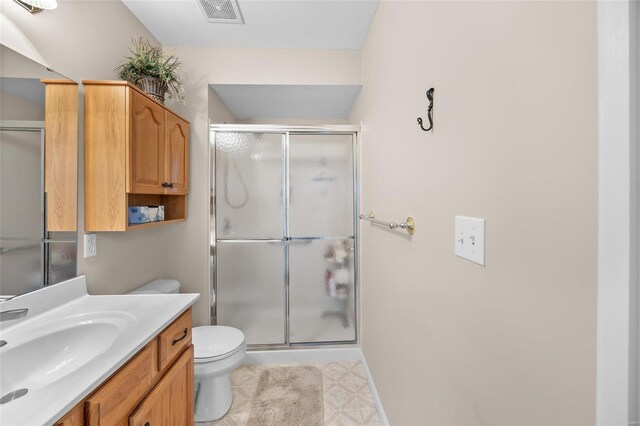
left=129, top=279, right=246, bottom=422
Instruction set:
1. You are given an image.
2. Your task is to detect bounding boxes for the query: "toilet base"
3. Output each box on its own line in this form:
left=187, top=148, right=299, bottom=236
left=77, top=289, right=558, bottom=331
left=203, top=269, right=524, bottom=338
left=193, top=341, right=246, bottom=422
left=194, top=373, right=233, bottom=422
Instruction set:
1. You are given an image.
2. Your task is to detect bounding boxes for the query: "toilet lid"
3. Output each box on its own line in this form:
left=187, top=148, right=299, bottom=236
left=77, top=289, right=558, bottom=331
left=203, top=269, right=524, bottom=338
left=193, top=326, right=245, bottom=360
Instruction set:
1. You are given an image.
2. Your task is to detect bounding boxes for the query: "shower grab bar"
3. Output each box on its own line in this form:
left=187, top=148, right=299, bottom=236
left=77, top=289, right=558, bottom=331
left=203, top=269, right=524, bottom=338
left=359, top=211, right=416, bottom=235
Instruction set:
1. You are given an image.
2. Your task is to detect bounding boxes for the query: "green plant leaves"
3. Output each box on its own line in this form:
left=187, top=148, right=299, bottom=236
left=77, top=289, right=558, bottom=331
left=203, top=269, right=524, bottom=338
left=115, top=37, right=186, bottom=104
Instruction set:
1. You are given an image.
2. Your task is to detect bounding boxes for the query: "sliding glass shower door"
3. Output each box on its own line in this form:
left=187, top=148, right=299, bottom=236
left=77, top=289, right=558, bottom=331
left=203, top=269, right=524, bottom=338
left=213, top=128, right=357, bottom=346
left=288, top=134, right=355, bottom=343
left=215, top=132, right=286, bottom=345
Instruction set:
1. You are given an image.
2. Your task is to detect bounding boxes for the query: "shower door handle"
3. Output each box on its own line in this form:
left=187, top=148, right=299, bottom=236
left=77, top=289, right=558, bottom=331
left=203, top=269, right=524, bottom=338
left=285, top=238, right=312, bottom=245
left=217, top=239, right=285, bottom=243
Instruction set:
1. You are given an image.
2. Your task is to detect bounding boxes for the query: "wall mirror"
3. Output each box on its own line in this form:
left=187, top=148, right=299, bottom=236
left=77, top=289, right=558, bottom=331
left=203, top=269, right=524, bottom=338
left=0, top=44, right=78, bottom=298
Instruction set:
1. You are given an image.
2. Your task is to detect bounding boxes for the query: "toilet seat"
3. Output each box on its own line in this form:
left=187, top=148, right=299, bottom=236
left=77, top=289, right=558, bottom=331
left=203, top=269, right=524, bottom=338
left=193, top=326, right=245, bottom=363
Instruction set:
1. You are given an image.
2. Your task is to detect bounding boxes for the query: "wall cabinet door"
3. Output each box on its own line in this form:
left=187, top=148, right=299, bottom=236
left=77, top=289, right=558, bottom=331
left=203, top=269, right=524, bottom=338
left=164, top=111, right=189, bottom=195
left=129, top=90, right=165, bottom=194
left=129, top=345, right=194, bottom=426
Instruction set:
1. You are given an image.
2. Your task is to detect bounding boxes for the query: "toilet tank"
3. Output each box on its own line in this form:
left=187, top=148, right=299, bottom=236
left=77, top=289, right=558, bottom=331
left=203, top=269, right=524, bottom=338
left=128, top=279, right=181, bottom=295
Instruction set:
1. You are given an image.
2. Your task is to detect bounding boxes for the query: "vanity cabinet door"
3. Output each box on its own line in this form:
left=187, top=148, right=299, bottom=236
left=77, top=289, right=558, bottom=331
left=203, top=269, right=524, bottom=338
left=129, top=345, right=194, bottom=426
left=164, top=111, right=189, bottom=195
left=128, top=90, right=165, bottom=194
left=84, top=341, right=159, bottom=426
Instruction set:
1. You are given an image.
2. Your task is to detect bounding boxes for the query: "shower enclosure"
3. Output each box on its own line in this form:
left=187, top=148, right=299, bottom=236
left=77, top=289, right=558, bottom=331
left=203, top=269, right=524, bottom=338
left=210, top=125, right=359, bottom=347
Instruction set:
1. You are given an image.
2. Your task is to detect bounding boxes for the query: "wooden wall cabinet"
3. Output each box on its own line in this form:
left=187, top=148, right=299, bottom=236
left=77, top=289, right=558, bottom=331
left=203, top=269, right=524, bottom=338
left=54, top=309, right=194, bottom=426
left=84, top=81, right=189, bottom=231
left=43, top=80, right=79, bottom=232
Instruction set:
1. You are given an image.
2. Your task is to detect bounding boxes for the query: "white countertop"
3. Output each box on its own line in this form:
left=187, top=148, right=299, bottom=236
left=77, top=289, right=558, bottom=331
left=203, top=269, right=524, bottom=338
left=0, top=276, right=199, bottom=426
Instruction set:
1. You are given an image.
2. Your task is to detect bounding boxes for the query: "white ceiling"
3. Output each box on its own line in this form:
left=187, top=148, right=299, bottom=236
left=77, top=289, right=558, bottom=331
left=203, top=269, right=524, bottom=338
left=122, top=0, right=378, bottom=49
left=211, top=84, right=361, bottom=119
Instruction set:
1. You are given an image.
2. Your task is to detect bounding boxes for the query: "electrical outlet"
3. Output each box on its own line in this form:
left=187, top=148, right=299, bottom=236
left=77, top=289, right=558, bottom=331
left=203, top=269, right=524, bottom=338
left=84, top=233, right=97, bottom=258
left=455, top=216, right=485, bottom=266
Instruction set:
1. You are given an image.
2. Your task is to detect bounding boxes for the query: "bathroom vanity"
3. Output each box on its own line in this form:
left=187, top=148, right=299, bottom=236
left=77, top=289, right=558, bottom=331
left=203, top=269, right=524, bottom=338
left=0, top=276, right=198, bottom=426
left=58, top=310, right=193, bottom=426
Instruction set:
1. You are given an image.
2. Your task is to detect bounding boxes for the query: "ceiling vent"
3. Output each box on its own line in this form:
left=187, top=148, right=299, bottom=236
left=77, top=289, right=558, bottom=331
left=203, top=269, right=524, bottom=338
left=197, top=0, right=244, bottom=24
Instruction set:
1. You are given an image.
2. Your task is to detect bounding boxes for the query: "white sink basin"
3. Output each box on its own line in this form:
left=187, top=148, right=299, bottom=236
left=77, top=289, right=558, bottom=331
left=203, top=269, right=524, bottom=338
left=0, top=311, right=134, bottom=400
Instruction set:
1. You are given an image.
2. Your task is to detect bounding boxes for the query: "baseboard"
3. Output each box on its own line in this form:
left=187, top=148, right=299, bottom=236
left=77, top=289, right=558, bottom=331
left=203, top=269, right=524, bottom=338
left=357, top=351, right=389, bottom=426
left=243, top=347, right=389, bottom=425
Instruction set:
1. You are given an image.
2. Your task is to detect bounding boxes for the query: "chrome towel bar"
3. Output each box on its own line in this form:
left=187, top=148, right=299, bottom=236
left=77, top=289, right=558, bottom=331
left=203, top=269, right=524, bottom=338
left=359, top=211, right=416, bottom=235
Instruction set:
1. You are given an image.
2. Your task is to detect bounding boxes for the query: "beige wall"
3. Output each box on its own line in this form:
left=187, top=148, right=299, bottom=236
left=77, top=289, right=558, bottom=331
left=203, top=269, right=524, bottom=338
left=164, top=46, right=362, bottom=325
left=208, top=86, right=237, bottom=125
left=1, top=0, right=177, bottom=296
left=349, top=1, right=597, bottom=424
left=0, top=45, right=57, bottom=80
left=0, top=90, right=44, bottom=121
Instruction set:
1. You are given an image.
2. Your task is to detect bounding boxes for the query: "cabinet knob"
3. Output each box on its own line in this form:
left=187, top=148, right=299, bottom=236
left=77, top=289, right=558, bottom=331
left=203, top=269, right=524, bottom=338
left=162, top=182, right=174, bottom=189
left=168, top=183, right=174, bottom=189
left=145, top=422, right=150, bottom=426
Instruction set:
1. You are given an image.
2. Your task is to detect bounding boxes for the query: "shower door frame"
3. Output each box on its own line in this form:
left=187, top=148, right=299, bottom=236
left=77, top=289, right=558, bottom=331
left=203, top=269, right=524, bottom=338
left=209, top=124, right=360, bottom=349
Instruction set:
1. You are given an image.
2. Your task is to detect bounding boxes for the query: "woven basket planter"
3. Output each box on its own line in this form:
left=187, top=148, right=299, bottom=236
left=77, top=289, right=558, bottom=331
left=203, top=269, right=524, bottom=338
left=135, top=76, right=168, bottom=104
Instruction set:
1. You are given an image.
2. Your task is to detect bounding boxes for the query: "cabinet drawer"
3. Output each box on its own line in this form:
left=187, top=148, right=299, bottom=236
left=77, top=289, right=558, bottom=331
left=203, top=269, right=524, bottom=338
left=85, top=340, right=158, bottom=426
left=158, top=309, right=192, bottom=372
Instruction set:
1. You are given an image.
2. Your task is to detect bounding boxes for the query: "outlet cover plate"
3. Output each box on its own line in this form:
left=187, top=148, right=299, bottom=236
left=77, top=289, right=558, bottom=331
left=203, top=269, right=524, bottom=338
left=84, top=233, right=97, bottom=258
left=455, top=216, right=485, bottom=266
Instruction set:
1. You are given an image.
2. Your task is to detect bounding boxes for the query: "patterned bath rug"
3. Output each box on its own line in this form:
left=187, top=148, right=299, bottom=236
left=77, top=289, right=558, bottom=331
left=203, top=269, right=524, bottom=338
left=246, top=365, right=324, bottom=426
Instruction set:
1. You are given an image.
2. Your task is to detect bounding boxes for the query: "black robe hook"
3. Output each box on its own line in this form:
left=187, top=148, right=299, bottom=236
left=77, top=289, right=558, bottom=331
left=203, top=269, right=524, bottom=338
left=417, top=88, right=435, bottom=132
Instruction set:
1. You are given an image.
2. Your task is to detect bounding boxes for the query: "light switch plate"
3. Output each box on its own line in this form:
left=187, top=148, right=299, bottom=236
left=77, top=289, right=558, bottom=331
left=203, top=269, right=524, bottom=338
left=455, top=216, right=485, bottom=266
left=84, top=233, right=97, bottom=258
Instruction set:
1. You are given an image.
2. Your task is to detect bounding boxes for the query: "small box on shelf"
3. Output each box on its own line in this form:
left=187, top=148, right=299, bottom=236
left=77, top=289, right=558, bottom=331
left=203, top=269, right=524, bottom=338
left=128, top=205, right=165, bottom=225
left=125, top=193, right=186, bottom=231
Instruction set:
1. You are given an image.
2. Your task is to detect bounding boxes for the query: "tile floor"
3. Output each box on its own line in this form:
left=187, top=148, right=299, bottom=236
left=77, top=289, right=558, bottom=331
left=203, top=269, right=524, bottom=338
left=202, top=361, right=381, bottom=426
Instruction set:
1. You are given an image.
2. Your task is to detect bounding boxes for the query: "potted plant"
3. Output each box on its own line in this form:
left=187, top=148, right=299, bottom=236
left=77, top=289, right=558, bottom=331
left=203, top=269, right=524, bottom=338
left=115, top=37, right=185, bottom=104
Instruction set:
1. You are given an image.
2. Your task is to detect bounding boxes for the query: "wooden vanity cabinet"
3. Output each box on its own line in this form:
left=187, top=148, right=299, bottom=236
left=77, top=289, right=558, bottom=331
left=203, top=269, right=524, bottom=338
left=84, top=341, right=160, bottom=425
left=83, top=81, right=189, bottom=231
left=54, top=403, right=83, bottom=426
left=129, top=347, right=194, bottom=426
left=53, top=308, right=194, bottom=426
